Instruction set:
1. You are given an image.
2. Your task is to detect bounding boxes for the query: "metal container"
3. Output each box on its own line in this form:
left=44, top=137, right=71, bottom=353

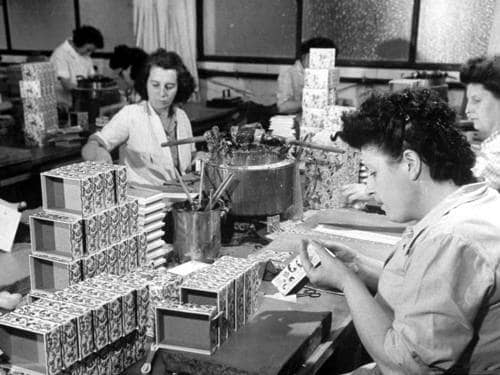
left=206, top=149, right=296, bottom=217
left=172, top=201, right=221, bottom=263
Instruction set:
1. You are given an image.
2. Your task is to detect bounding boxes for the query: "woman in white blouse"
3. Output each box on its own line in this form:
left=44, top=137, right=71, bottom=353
left=82, top=49, right=200, bottom=186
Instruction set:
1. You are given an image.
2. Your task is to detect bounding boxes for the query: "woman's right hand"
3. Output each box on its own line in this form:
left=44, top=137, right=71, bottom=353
left=82, top=140, right=112, bottom=163
left=341, top=183, right=372, bottom=207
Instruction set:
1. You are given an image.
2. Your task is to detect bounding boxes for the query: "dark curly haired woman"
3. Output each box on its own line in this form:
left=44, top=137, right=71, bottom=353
left=82, top=49, right=204, bottom=185
left=301, top=88, right=500, bottom=374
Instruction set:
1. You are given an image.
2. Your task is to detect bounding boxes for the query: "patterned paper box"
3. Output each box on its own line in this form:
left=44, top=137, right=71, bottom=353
left=123, top=331, right=137, bottom=368
left=96, top=248, right=108, bottom=275
left=247, top=249, right=294, bottom=274
left=96, top=210, right=110, bottom=250
left=19, top=79, right=42, bottom=98
left=302, top=107, right=327, bottom=129
left=106, top=243, right=120, bottom=275
left=41, top=168, right=101, bottom=217
left=155, top=300, right=219, bottom=355
left=29, top=252, right=82, bottom=292
left=304, top=68, right=340, bottom=89
left=34, top=296, right=94, bottom=359
left=110, top=340, right=125, bottom=375
left=309, top=48, right=336, bottom=69
left=82, top=252, right=99, bottom=280
left=97, top=346, right=112, bottom=375
left=0, top=313, right=63, bottom=375
left=11, top=304, right=79, bottom=368
left=119, top=201, right=131, bottom=239
left=108, top=206, right=122, bottom=245
left=127, top=237, right=139, bottom=272
left=53, top=290, right=109, bottom=351
left=82, top=353, right=99, bottom=375
left=136, top=232, right=147, bottom=267
left=303, top=143, right=361, bottom=209
left=67, top=284, right=123, bottom=343
left=112, top=165, right=128, bottom=204
left=29, top=211, right=84, bottom=259
left=127, top=198, right=140, bottom=235
left=134, top=327, right=147, bottom=361
left=302, top=88, right=336, bottom=109
left=83, top=213, right=100, bottom=254
left=84, top=275, right=137, bottom=335
left=271, top=246, right=321, bottom=295
left=117, top=239, right=130, bottom=276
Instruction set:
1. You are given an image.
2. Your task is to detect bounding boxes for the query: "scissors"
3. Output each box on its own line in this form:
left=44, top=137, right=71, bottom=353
left=296, top=286, right=322, bottom=298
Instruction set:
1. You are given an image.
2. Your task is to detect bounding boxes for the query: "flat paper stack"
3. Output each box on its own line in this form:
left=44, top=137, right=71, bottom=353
left=127, top=186, right=171, bottom=268
left=269, top=115, right=295, bottom=138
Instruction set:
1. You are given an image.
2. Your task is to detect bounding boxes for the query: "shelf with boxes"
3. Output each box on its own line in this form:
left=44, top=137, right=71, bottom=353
left=300, top=48, right=362, bottom=210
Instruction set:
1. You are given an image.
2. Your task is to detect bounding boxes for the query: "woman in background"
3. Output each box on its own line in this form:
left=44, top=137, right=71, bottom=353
left=109, top=44, right=148, bottom=102
left=82, top=49, right=200, bottom=186
left=50, top=25, right=104, bottom=106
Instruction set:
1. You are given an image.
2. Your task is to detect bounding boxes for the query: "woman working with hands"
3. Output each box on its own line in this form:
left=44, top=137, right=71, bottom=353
left=301, top=89, right=500, bottom=374
left=82, top=49, right=203, bottom=186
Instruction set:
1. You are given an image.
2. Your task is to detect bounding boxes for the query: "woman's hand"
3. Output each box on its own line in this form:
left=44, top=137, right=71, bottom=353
left=82, top=140, right=112, bottom=163
left=300, top=239, right=359, bottom=292
left=341, top=183, right=372, bottom=208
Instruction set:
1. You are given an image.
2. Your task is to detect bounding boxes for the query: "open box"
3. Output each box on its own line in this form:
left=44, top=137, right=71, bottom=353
left=29, top=211, right=84, bottom=259
left=29, top=253, right=82, bottom=292
left=155, top=301, right=220, bottom=355
left=12, top=304, right=79, bottom=368
left=0, top=313, right=63, bottom=375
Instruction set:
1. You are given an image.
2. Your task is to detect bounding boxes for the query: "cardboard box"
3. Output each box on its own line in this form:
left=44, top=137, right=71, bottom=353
left=127, top=198, right=140, bottom=235
left=110, top=340, right=124, bottom=375
left=127, top=237, right=139, bottom=272
left=271, top=246, right=321, bottom=295
left=309, top=48, right=336, bottom=69
left=113, top=165, right=128, bottom=204
left=52, top=290, right=109, bottom=351
left=29, top=211, right=84, bottom=259
left=247, top=249, right=294, bottom=274
left=117, top=239, right=130, bottom=276
left=304, top=68, right=340, bottom=89
left=96, top=248, right=108, bottom=275
left=119, top=201, right=130, bottom=239
left=155, top=301, right=220, bottom=355
left=136, top=232, right=148, bottom=267
left=83, top=213, right=100, bottom=254
left=81, top=252, right=99, bottom=280
left=11, top=304, right=79, bottom=368
left=108, top=205, right=122, bottom=244
left=34, top=296, right=95, bottom=359
left=302, top=88, right=336, bottom=109
left=106, top=243, right=120, bottom=275
left=30, top=253, right=82, bottom=292
left=66, top=284, right=124, bottom=343
left=0, top=313, right=63, bottom=375
left=41, top=168, right=101, bottom=217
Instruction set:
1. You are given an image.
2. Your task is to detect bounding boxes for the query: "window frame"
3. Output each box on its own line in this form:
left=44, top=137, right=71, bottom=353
left=197, top=0, right=465, bottom=71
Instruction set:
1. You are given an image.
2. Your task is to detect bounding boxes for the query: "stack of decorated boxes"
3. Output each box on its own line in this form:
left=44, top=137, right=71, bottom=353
left=153, top=255, right=280, bottom=355
left=300, top=48, right=360, bottom=209
left=8, top=62, right=59, bottom=146
left=28, top=161, right=147, bottom=292
left=128, top=186, right=171, bottom=268
left=0, top=271, right=152, bottom=375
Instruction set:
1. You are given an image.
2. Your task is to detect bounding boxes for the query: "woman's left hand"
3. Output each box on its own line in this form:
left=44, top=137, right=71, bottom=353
left=300, top=239, right=359, bottom=292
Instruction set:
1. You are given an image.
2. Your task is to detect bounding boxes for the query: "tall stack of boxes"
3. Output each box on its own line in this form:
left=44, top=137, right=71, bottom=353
left=28, top=161, right=147, bottom=293
left=7, top=62, right=59, bottom=146
left=301, top=48, right=361, bottom=209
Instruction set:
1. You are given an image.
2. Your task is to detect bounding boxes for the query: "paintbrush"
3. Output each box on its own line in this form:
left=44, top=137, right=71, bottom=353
left=209, top=173, right=234, bottom=210
left=173, top=168, right=194, bottom=205
left=198, top=161, right=205, bottom=209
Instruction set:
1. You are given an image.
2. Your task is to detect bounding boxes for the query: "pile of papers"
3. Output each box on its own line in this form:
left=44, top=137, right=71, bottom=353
left=128, top=186, right=171, bottom=268
left=269, top=115, right=296, bottom=138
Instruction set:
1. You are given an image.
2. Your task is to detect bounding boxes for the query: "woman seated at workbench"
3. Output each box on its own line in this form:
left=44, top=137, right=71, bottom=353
left=302, top=89, right=500, bottom=374
left=82, top=49, right=200, bottom=185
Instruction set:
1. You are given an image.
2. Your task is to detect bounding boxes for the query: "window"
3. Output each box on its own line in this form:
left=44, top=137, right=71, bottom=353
left=7, top=0, right=75, bottom=51
left=80, top=0, right=135, bottom=53
left=201, top=0, right=297, bottom=61
left=199, top=0, right=499, bottom=69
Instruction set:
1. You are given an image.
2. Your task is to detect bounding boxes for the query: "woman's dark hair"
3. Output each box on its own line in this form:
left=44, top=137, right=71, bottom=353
left=299, top=37, right=337, bottom=59
left=135, top=49, right=195, bottom=104
left=109, top=45, right=148, bottom=81
left=73, top=25, right=104, bottom=49
left=460, top=56, right=500, bottom=99
left=339, top=88, right=476, bottom=186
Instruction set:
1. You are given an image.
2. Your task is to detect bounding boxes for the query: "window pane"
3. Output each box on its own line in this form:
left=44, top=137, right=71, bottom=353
left=0, top=4, right=7, bottom=49
left=303, top=0, right=414, bottom=61
left=416, top=0, right=495, bottom=64
left=80, top=0, right=135, bottom=52
left=203, top=0, right=297, bottom=58
left=7, top=0, right=75, bottom=50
